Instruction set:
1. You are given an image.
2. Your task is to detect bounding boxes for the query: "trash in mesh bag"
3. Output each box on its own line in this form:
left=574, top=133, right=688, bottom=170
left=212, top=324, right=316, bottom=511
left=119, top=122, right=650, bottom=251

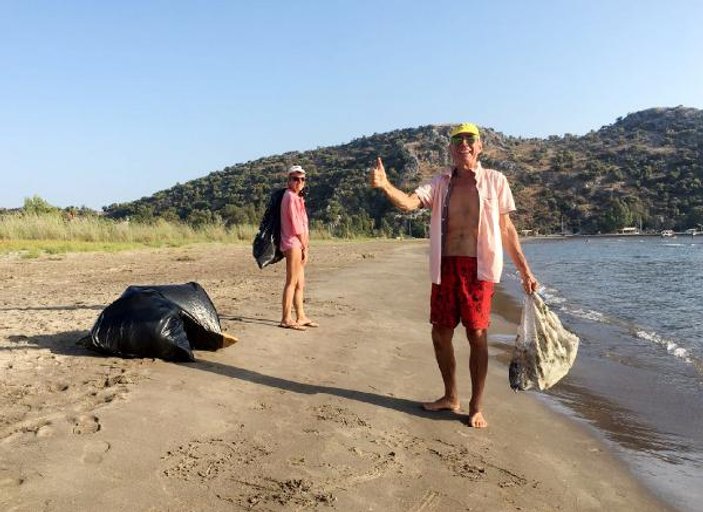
left=509, top=293, right=579, bottom=391
left=83, top=282, right=237, bottom=362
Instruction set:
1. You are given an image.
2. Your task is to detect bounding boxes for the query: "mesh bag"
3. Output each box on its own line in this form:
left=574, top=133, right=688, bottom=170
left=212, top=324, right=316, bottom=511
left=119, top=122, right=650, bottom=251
left=509, top=293, right=579, bottom=391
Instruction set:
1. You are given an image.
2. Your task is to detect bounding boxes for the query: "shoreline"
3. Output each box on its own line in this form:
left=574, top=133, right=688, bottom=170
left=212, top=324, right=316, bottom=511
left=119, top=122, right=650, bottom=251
left=0, top=240, right=674, bottom=511
left=501, top=236, right=702, bottom=512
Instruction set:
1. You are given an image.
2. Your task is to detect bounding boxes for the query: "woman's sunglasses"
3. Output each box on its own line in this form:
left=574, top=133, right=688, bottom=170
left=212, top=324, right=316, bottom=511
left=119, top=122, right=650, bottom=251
left=289, top=176, right=306, bottom=182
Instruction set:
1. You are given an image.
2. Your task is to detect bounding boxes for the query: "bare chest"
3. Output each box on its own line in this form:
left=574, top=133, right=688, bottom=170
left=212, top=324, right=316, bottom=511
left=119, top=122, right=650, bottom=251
left=447, top=179, right=480, bottom=227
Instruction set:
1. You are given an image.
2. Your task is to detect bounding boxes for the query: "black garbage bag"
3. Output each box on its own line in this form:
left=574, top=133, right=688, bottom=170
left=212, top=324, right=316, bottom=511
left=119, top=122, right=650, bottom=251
left=84, top=282, right=232, bottom=362
left=252, top=188, right=286, bottom=269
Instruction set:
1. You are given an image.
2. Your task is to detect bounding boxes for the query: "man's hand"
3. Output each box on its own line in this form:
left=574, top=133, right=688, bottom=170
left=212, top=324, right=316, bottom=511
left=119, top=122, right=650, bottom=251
left=369, top=156, right=422, bottom=211
left=370, top=157, right=388, bottom=189
left=521, top=271, right=539, bottom=295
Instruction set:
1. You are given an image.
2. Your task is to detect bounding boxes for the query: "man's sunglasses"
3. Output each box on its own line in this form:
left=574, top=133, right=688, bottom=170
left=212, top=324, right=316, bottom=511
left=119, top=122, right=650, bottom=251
left=451, top=135, right=478, bottom=146
left=289, top=176, right=306, bottom=182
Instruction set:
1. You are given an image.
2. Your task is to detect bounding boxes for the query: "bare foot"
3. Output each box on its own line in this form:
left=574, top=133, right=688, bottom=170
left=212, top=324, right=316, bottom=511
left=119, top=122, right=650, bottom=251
left=468, top=410, right=488, bottom=428
left=421, top=397, right=460, bottom=412
left=297, top=317, right=319, bottom=328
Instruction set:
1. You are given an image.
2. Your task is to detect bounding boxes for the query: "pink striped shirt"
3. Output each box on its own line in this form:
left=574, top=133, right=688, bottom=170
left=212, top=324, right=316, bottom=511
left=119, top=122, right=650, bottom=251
left=414, top=162, right=516, bottom=284
left=279, top=190, right=309, bottom=252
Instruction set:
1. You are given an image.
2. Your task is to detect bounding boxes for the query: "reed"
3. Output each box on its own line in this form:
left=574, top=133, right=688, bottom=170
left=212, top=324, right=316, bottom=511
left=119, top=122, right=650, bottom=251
left=0, top=212, right=259, bottom=255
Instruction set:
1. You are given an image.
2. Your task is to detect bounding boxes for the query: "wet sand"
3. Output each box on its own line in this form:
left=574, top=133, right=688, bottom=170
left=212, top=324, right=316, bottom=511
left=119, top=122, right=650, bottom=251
left=0, top=240, right=672, bottom=511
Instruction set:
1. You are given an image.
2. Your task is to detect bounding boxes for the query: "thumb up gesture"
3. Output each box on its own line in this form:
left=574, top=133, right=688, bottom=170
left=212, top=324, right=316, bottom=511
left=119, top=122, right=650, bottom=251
left=370, top=157, right=388, bottom=189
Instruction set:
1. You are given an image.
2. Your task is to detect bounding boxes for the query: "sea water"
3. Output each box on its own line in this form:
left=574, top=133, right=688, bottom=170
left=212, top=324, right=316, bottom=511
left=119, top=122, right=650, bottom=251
left=501, top=236, right=703, bottom=512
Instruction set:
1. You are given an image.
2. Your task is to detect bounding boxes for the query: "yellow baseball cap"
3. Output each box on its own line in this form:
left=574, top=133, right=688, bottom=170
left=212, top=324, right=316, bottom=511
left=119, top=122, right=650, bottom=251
left=449, top=123, right=480, bottom=138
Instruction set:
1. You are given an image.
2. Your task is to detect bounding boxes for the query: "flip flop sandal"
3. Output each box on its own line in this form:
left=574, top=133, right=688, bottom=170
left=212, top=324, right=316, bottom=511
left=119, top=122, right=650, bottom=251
left=279, top=323, right=307, bottom=331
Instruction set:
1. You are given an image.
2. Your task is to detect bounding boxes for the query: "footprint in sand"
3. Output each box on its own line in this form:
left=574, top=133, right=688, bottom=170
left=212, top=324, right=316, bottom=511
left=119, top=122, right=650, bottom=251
left=410, top=490, right=442, bottom=511
left=35, top=423, right=54, bottom=438
left=0, top=475, right=25, bottom=488
left=49, top=382, right=70, bottom=392
left=312, top=404, right=370, bottom=428
left=82, top=440, right=111, bottom=464
left=71, top=414, right=101, bottom=435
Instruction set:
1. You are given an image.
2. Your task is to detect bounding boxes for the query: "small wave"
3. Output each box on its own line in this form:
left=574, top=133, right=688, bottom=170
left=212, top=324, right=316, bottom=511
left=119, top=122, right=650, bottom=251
left=635, top=330, right=692, bottom=363
left=489, top=334, right=515, bottom=345
left=663, top=243, right=685, bottom=247
left=539, top=287, right=567, bottom=305
left=531, top=285, right=605, bottom=322
left=562, top=306, right=607, bottom=322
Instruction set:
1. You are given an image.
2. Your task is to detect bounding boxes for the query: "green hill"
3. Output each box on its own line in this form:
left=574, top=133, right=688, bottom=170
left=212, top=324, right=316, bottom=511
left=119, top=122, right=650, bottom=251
left=104, top=106, right=703, bottom=235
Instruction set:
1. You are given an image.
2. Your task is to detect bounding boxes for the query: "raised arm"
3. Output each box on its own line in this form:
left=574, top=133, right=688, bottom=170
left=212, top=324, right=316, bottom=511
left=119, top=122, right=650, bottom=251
left=370, top=157, right=422, bottom=212
left=499, top=213, right=538, bottom=294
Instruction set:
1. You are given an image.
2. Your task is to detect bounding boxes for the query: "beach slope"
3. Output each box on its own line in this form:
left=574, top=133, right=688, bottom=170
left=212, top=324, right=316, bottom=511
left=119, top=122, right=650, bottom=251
left=0, top=241, right=670, bottom=511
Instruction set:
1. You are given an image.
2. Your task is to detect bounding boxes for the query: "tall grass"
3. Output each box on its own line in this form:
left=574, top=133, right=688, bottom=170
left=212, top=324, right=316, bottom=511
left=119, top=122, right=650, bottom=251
left=0, top=212, right=258, bottom=255
left=0, top=212, right=334, bottom=256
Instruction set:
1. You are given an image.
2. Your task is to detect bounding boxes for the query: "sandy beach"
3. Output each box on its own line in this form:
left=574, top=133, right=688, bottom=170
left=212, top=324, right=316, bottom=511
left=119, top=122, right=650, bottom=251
left=0, top=240, right=672, bottom=511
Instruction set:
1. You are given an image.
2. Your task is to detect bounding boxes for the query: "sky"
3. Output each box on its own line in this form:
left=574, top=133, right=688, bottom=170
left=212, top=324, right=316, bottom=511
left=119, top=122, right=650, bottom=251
left=1, top=0, right=702, bottom=210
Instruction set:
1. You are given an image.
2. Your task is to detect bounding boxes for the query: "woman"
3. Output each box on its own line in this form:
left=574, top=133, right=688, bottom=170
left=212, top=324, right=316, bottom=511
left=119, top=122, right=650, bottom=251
left=279, top=165, right=318, bottom=330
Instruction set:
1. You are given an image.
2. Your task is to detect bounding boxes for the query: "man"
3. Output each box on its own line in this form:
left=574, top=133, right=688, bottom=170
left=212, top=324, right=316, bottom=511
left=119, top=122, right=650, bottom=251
left=370, top=123, right=537, bottom=428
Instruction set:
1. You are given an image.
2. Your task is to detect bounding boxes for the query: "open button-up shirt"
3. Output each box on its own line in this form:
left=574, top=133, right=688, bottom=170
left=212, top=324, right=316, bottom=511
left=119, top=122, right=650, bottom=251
left=414, top=162, right=516, bottom=284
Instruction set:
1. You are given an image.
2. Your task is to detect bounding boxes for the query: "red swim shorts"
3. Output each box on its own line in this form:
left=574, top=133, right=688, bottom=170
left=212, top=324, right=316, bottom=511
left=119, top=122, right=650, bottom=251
left=430, top=257, right=494, bottom=329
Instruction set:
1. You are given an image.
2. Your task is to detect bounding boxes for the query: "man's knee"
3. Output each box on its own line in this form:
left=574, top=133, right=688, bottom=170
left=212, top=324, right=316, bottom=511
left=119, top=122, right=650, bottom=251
left=432, top=324, right=454, bottom=346
left=466, top=328, right=488, bottom=347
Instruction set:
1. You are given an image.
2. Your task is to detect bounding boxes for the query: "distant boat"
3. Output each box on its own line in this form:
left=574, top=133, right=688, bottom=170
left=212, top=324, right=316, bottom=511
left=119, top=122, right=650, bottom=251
left=684, top=228, right=699, bottom=236
left=661, top=230, right=675, bottom=238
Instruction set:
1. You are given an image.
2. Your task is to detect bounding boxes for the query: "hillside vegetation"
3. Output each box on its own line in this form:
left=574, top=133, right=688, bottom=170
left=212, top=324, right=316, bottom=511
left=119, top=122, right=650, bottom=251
left=103, top=106, right=703, bottom=236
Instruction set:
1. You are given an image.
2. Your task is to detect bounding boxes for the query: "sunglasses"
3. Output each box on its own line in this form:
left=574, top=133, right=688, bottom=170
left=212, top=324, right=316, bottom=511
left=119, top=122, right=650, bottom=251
left=289, top=176, right=306, bottom=182
left=451, top=134, right=478, bottom=146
